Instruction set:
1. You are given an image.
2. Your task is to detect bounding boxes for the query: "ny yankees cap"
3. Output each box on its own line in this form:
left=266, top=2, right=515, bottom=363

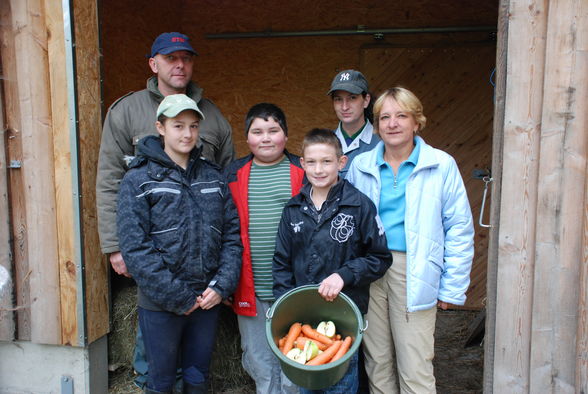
left=327, top=69, right=369, bottom=95
left=150, top=32, right=197, bottom=57
left=156, top=94, right=205, bottom=120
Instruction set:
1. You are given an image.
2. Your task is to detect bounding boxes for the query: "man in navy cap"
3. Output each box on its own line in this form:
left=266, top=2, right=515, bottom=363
left=96, top=32, right=236, bottom=390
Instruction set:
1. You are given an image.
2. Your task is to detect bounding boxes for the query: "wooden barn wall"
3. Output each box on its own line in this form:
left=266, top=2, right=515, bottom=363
left=100, top=0, right=498, bottom=309
left=0, top=0, right=106, bottom=346
left=491, top=0, right=588, bottom=391
left=0, top=0, right=61, bottom=344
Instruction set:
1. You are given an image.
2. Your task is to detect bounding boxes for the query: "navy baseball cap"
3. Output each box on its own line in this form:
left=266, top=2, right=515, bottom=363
left=150, top=32, right=197, bottom=57
left=327, top=69, right=369, bottom=95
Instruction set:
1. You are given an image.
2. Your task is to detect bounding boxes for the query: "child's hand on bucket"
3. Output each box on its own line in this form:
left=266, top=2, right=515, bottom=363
left=318, top=274, right=344, bottom=302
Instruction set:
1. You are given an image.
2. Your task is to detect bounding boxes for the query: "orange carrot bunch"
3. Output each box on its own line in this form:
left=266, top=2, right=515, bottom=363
left=277, top=321, right=353, bottom=365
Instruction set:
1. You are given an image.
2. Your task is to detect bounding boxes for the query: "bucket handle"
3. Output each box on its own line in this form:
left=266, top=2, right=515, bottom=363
left=360, top=319, right=368, bottom=333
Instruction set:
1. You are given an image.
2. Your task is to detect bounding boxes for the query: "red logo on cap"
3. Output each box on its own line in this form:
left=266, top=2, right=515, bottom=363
left=171, top=37, right=186, bottom=43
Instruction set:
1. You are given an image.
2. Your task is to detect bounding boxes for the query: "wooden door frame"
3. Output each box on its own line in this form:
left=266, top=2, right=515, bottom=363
left=482, top=0, right=508, bottom=391
left=483, top=0, right=510, bottom=393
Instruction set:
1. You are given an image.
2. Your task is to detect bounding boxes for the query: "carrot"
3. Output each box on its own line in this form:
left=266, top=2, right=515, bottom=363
left=282, top=322, right=302, bottom=355
left=306, top=340, right=342, bottom=366
left=330, top=336, right=353, bottom=363
left=295, top=336, right=329, bottom=351
left=278, top=336, right=286, bottom=352
left=301, top=324, right=334, bottom=346
left=335, top=334, right=342, bottom=340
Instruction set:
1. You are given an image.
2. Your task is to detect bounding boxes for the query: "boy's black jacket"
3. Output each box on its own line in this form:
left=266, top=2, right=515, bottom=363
left=117, top=135, right=242, bottom=315
left=273, top=179, right=392, bottom=314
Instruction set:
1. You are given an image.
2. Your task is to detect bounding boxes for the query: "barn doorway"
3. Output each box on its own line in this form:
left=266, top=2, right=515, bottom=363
left=100, top=1, right=498, bottom=392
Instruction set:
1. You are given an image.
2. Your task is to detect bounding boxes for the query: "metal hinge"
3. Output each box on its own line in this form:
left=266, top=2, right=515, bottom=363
left=8, top=160, right=21, bottom=169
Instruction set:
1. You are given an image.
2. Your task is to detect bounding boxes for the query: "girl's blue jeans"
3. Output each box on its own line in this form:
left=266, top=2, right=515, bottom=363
left=138, top=305, right=220, bottom=392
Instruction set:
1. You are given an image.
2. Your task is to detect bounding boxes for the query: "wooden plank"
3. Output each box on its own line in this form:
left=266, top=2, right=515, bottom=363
left=483, top=0, right=509, bottom=390
left=576, top=1, right=588, bottom=391
left=493, top=0, right=547, bottom=391
left=0, top=55, right=15, bottom=341
left=0, top=0, right=31, bottom=340
left=73, top=0, right=110, bottom=342
left=10, top=0, right=61, bottom=345
left=45, top=0, right=78, bottom=346
left=530, top=0, right=588, bottom=390
left=579, top=174, right=588, bottom=392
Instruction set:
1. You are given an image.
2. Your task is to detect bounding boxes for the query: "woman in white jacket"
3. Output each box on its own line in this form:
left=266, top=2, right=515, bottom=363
left=346, top=87, right=474, bottom=394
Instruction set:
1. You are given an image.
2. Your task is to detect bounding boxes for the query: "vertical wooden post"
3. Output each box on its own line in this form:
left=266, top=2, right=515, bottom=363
left=0, top=0, right=31, bottom=341
left=576, top=118, right=588, bottom=388
left=72, top=0, right=109, bottom=343
left=574, top=0, right=588, bottom=390
left=483, top=0, right=509, bottom=391
left=7, top=0, right=61, bottom=344
left=493, top=0, right=547, bottom=391
left=45, top=0, right=79, bottom=346
left=530, top=0, right=588, bottom=390
left=0, top=63, right=15, bottom=341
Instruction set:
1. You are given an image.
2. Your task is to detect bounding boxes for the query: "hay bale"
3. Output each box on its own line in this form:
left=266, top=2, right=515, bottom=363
left=108, top=284, right=138, bottom=371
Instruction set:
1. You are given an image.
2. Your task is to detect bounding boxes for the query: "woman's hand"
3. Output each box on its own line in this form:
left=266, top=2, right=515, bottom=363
left=437, top=300, right=449, bottom=310
left=318, top=273, right=344, bottom=302
left=197, top=287, right=222, bottom=310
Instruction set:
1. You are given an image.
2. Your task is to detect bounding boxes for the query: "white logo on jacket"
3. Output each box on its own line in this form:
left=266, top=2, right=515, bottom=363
left=330, top=213, right=355, bottom=243
left=291, top=221, right=304, bottom=233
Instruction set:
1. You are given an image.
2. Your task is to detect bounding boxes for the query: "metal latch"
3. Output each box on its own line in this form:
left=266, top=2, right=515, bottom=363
left=473, top=169, right=493, bottom=228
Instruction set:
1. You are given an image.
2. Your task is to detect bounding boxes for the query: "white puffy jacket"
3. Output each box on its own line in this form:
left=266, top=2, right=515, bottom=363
left=346, top=136, right=474, bottom=311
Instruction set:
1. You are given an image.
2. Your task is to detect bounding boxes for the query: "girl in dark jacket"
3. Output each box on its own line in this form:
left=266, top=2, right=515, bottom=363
left=117, top=94, right=242, bottom=394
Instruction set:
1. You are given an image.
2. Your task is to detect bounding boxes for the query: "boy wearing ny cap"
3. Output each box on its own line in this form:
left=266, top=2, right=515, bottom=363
left=117, top=94, right=242, bottom=394
left=328, top=69, right=380, bottom=178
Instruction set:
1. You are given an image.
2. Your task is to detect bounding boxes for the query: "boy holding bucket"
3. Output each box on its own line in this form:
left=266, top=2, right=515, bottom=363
left=272, top=128, right=392, bottom=393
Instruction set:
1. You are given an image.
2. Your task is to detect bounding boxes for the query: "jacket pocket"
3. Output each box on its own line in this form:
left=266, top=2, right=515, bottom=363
left=150, top=227, right=182, bottom=272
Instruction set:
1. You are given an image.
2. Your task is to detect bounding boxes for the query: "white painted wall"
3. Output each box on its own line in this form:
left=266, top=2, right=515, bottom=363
left=0, top=336, right=107, bottom=393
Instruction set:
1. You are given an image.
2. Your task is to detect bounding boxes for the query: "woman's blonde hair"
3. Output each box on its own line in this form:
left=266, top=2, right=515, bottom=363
left=373, top=87, right=427, bottom=133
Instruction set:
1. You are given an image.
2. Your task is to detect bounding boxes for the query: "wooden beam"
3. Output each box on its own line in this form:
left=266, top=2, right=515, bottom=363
left=45, top=0, right=79, bottom=346
left=0, top=55, right=15, bottom=341
left=483, top=0, right=509, bottom=390
left=9, top=0, right=61, bottom=345
left=493, top=0, right=547, bottom=391
left=575, top=0, right=588, bottom=391
left=0, top=0, right=31, bottom=341
left=579, top=177, right=588, bottom=391
left=73, top=0, right=110, bottom=343
left=530, top=0, right=588, bottom=390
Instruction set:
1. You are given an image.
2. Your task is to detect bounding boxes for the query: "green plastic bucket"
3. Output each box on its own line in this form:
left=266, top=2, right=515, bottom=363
left=265, top=285, right=365, bottom=390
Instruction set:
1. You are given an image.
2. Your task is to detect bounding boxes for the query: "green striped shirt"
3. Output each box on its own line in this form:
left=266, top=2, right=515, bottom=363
left=249, top=157, right=292, bottom=301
